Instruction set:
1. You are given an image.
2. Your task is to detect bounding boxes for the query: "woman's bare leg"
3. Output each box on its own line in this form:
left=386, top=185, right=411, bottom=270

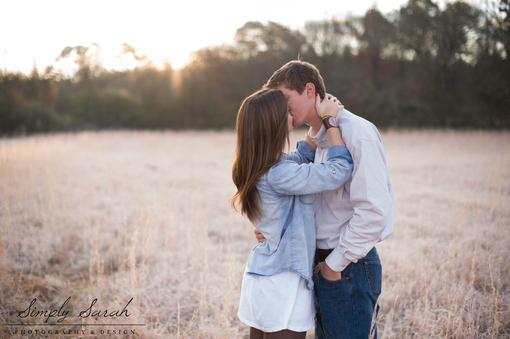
left=264, top=329, right=307, bottom=339
left=250, top=327, right=307, bottom=339
left=250, top=327, right=264, bottom=339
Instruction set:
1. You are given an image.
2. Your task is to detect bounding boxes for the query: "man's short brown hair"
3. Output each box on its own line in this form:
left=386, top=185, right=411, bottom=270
left=263, top=60, right=326, bottom=99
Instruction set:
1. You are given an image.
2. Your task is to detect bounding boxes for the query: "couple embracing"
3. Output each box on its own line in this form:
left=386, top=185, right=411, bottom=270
left=231, top=60, right=395, bottom=339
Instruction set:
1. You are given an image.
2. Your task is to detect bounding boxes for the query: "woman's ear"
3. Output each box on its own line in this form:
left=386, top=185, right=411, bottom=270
left=305, top=82, right=316, bottom=98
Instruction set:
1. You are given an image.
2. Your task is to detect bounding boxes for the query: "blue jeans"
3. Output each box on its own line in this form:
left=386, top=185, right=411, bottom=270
left=313, top=247, right=381, bottom=339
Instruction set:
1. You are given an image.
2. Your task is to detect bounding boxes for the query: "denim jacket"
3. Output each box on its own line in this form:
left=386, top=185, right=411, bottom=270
left=246, top=140, right=353, bottom=289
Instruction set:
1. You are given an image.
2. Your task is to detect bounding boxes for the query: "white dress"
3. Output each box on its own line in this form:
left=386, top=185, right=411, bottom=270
left=237, top=268, right=315, bottom=333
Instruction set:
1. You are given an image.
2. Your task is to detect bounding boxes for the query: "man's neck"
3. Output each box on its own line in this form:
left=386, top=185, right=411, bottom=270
left=308, top=114, right=323, bottom=134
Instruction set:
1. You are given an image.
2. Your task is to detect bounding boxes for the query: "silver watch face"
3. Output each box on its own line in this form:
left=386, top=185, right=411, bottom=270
left=328, top=117, right=338, bottom=127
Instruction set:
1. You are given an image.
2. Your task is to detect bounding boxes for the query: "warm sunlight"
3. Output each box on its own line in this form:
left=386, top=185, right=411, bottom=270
left=1, top=0, right=477, bottom=73
left=1, top=1, right=508, bottom=337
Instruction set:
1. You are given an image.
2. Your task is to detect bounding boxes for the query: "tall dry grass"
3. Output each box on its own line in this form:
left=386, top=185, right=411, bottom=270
left=0, top=129, right=508, bottom=338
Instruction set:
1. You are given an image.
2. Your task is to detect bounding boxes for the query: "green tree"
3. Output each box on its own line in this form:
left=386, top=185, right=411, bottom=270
left=234, top=21, right=306, bottom=60
left=498, top=0, right=510, bottom=57
left=359, top=8, right=396, bottom=88
left=397, top=0, right=439, bottom=64
left=435, top=1, right=479, bottom=91
left=303, top=18, right=351, bottom=57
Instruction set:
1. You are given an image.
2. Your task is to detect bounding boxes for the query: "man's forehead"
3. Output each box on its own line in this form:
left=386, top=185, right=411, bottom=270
left=276, top=84, right=294, bottom=94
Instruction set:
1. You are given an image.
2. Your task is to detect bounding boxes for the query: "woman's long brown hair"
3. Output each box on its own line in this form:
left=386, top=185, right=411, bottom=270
left=230, top=89, right=289, bottom=222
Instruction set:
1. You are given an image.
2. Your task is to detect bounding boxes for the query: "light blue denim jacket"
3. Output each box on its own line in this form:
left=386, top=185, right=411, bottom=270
left=246, top=140, right=353, bottom=290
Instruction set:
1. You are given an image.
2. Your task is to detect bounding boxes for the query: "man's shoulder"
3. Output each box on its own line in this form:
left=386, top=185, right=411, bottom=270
left=338, top=110, right=381, bottom=144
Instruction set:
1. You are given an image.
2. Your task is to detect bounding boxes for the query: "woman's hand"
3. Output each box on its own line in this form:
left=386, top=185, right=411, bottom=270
left=315, top=93, right=344, bottom=119
left=304, top=126, right=317, bottom=149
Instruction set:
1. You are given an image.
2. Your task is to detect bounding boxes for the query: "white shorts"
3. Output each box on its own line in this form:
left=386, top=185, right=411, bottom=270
left=237, top=268, right=315, bottom=333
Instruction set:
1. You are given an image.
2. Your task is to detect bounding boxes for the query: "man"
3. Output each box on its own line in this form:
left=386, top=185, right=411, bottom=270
left=256, top=60, right=395, bottom=339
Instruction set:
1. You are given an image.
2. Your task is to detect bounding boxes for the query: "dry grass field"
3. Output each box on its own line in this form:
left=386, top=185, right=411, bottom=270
left=0, top=129, right=509, bottom=338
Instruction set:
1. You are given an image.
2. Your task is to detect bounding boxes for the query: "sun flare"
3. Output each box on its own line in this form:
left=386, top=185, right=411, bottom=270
left=0, top=0, right=418, bottom=74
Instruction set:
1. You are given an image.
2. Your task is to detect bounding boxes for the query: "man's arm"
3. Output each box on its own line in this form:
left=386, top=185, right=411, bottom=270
left=325, top=138, right=393, bottom=273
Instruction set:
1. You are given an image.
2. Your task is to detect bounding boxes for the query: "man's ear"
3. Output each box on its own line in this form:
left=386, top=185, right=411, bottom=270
left=305, top=82, right=316, bottom=98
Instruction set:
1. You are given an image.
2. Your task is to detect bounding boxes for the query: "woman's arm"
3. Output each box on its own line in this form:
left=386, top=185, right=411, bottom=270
left=267, top=148, right=352, bottom=196
left=284, top=135, right=316, bottom=164
left=304, top=127, right=317, bottom=149
left=266, top=93, right=351, bottom=196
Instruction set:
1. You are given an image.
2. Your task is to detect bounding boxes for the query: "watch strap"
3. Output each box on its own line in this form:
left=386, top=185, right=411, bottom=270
left=322, top=116, right=339, bottom=130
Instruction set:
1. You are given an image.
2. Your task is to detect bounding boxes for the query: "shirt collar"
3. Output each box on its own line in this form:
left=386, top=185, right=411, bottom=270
left=309, top=124, right=329, bottom=147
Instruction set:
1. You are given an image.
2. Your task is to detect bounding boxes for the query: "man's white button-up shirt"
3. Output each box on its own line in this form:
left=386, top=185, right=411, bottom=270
left=310, top=109, right=395, bottom=272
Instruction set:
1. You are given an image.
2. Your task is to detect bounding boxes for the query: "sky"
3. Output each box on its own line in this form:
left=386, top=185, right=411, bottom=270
left=0, top=0, right=468, bottom=74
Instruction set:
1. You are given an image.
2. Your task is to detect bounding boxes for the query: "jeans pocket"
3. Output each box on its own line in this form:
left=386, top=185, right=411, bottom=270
left=318, top=270, right=350, bottom=284
left=364, top=260, right=382, bottom=299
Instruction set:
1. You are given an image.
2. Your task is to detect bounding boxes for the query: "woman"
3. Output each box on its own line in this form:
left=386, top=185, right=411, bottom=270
left=231, top=88, right=352, bottom=339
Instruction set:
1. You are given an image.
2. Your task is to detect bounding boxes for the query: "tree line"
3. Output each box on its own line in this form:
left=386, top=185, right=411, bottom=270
left=1, top=0, right=509, bottom=136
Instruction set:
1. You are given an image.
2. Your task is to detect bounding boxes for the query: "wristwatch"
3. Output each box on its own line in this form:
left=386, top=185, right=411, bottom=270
left=322, top=116, right=339, bottom=130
